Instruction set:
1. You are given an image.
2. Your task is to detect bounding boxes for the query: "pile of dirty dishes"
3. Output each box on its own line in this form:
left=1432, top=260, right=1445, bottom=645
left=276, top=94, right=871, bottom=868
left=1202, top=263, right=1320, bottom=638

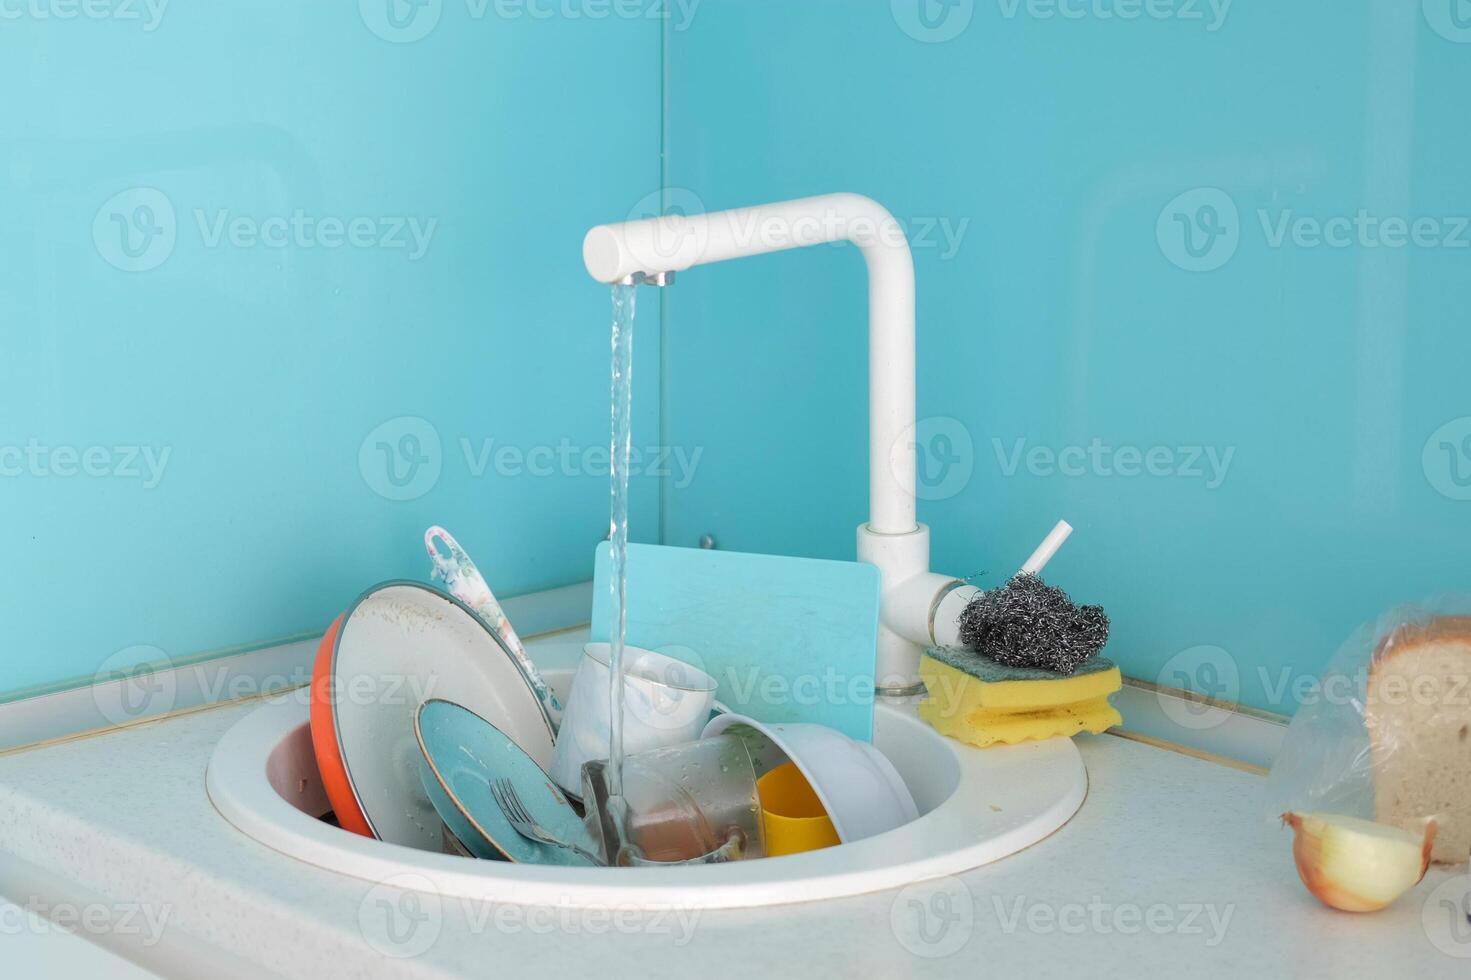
left=555, top=644, right=916, bottom=865
left=309, top=576, right=917, bottom=868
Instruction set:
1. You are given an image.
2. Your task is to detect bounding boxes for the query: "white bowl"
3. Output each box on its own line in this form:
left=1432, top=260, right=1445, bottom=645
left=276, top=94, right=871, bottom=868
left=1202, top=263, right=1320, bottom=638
left=702, top=713, right=918, bottom=842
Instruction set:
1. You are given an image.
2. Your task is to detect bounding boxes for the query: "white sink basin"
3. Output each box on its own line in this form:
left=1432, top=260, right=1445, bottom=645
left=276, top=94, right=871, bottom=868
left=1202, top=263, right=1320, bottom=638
left=207, top=661, right=1086, bottom=911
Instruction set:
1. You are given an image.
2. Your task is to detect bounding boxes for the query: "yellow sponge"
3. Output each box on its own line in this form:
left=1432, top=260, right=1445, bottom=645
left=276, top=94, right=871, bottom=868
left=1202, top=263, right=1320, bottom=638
left=918, top=650, right=1122, bottom=748
left=921, top=697, right=1121, bottom=748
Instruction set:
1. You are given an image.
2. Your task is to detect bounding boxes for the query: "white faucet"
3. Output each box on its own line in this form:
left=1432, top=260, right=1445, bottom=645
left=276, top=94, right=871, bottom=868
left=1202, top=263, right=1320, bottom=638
left=583, top=193, right=979, bottom=695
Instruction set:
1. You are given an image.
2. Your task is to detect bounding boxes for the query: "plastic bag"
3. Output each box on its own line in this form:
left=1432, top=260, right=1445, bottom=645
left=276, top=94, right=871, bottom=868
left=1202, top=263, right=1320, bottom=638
left=1264, top=597, right=1471, bottom=865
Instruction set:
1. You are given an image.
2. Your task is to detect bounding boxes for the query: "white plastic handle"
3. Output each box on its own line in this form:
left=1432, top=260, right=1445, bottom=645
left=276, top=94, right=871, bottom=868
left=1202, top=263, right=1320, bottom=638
left=1019, top=520, right=1074, bottom=577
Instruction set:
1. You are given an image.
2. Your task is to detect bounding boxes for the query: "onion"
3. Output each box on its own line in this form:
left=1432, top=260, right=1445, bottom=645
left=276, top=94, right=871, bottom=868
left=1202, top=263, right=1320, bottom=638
left=1281, top=812, right=1436, bottom=912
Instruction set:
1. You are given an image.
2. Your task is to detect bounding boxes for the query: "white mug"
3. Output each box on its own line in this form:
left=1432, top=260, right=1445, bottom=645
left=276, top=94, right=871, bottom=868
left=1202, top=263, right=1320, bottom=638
left=549, top=643, right=720, bottom=795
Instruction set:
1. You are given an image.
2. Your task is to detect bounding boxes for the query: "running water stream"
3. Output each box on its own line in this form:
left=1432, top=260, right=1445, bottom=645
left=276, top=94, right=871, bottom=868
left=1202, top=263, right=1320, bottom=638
left=605, top=283, right=637, bottom=838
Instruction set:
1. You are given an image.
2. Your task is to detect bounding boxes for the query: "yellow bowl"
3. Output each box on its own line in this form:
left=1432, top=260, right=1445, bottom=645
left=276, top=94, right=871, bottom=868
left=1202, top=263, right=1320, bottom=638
left=758, top=762, right=841, bottom=856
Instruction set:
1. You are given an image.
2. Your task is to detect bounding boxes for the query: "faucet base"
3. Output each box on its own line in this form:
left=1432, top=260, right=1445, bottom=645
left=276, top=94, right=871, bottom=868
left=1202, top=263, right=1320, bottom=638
left=875, top=681, right=928, bottom=699
left=857, top=522, right=959, bottom=692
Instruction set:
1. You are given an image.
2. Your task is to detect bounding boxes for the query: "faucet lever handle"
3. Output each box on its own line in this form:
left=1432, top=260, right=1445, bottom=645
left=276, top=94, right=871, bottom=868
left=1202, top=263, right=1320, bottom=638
left=1019, top=520, right=1074, bottom=577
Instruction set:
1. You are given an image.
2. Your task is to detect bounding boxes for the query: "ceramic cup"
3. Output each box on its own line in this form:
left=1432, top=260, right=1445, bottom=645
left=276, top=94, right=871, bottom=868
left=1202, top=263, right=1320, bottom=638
left=549, top=643, right=719, bottom=795
left=581, top=734, right=765, bottom=865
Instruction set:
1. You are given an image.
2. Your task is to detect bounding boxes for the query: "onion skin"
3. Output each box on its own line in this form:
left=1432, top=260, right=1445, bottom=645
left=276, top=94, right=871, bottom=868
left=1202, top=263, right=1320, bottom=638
left=1281, top=812, right=1437, bottom=913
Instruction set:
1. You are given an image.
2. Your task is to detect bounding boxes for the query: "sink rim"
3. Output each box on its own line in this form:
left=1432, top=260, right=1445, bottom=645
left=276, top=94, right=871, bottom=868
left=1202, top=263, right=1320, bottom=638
left=207, top=692, right=1086, bottom=910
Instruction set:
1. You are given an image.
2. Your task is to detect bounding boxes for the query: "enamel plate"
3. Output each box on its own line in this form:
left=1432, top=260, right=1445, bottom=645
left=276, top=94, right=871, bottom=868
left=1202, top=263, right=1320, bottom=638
left=416, top=699, right=598, bottom=866
left=328, top=581, right=555, bottom=851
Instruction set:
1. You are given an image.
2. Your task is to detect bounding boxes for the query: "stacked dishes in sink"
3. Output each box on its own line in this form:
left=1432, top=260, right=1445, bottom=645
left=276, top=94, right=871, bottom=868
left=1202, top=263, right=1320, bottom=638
left=308, top=532, right=919, bottom=868
left=309, top=580, right=587, bottom=859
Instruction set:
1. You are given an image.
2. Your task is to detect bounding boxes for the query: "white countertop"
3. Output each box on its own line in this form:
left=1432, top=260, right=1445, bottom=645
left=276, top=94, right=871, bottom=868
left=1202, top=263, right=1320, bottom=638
left=0, top=672, right=1466, bottom=977
left=2, top=893, right=162, bottom=978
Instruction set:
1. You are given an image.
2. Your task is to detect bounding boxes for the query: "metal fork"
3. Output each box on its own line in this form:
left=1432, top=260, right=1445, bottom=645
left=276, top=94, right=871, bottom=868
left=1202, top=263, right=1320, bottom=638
left=490, top=779, right=604, bottom=866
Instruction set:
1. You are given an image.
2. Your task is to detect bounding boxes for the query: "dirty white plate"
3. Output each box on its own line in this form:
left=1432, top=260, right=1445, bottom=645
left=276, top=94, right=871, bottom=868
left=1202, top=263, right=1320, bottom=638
left=328, top=581, right=555, bottom=851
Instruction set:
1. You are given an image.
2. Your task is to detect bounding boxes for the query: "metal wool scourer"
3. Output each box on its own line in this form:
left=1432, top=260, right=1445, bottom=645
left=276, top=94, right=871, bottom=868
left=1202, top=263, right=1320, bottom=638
left=918, top=521, right=1121, bottom=748
left=957, top=521, right=1111, bottom=676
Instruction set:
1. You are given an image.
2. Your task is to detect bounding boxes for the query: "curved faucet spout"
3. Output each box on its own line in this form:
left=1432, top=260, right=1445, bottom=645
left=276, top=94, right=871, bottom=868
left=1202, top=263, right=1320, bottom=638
left=584, top=193, right=956, bottom=693
left=584, top=192, right=917, bottom=537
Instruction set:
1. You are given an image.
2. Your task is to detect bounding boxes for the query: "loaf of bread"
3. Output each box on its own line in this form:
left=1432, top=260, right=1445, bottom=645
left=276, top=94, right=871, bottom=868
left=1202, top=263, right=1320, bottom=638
left=1366, top=616, right=1471, bottom=864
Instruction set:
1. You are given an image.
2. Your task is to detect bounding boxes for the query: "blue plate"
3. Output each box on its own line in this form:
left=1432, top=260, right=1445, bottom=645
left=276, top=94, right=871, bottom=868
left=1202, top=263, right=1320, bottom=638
left=415, top=699, right=599, bottom=866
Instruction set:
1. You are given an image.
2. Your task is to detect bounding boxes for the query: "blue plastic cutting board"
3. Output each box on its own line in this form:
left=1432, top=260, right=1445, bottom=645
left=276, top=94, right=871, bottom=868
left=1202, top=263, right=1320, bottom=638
left=590, top=543, right=881, bottom=741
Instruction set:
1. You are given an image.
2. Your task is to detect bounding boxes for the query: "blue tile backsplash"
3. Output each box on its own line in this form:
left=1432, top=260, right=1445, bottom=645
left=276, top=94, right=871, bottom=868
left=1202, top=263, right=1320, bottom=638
left=3, top=1, right=1466, bottom=717
left=660, top=0, right=1471, bottom=714
left=0, top=6, right=662, bottom=697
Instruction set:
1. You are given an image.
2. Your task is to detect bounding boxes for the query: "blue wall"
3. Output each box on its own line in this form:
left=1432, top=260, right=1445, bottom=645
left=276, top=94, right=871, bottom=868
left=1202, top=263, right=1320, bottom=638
left=661, top=0, right=1471, bottom=714
left=0, top=6, right=663, bottom=698
left=6, top=1, right=1468, bottom=716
